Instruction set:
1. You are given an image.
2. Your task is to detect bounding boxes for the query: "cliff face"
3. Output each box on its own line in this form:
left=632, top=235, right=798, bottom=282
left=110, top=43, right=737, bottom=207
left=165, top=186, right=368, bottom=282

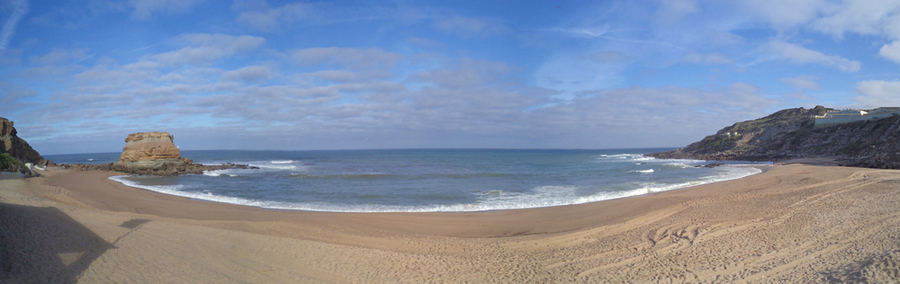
left=648, top=106, right=900, bottom=169
left=0, top=117, right=50, bottom=176
left=1, top=118, right=44, bottom=164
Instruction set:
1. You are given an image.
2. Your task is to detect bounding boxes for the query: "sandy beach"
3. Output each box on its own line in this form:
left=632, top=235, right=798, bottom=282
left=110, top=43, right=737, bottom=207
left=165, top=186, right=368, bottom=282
left=2, top=164, right=899, bottom=283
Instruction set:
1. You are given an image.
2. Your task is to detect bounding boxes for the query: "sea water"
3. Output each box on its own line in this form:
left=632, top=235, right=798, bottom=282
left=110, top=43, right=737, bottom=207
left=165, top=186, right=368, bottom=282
left=45, top=149, right=765, bottom=212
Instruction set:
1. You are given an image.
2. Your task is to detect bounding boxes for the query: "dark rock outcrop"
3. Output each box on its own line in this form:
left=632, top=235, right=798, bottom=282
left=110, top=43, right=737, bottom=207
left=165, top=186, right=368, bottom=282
left=648, top=106, right=900, bottom=169
left=696, top=163, right=724, bottom=168
left=0, top=117, right=51, bottom=177
left=61, top=162, right=255, bottom=176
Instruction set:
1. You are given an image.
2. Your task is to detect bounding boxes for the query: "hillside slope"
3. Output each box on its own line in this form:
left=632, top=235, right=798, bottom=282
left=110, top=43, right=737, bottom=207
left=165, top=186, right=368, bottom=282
left=648, top=106, right=900, bottom=169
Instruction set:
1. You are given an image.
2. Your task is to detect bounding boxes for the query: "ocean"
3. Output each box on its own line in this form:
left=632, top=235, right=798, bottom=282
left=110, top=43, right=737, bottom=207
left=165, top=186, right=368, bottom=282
left=45, top=149, right=766, bottom=212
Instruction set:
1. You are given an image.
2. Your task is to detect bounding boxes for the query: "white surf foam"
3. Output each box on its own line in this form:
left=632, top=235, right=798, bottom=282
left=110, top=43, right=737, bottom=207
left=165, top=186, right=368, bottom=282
left=598, top=153, right=661, bottom=163
left=109, top=175, right=301, bottom=210
left=108, top=160, right=764, bottom=213
left=203, top=169, right=240, bottom=177
left=248, top=160, right=302, bottom=170
left=663, top=162, right=693, bottom=168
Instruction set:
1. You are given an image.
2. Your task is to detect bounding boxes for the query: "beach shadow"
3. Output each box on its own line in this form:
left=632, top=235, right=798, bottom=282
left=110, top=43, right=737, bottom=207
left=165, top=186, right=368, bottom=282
left=0, top=203, right=113, bottom=284
left=119, top=218, right=150, bottom=229
left=819, top=250, right=900, bottom=283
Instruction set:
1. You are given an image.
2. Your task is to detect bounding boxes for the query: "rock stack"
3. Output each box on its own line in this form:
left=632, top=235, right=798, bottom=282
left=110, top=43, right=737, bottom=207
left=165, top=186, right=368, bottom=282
left=118, top=132, right=191, bottom=169
left=62, top=131, right=254, bottom=175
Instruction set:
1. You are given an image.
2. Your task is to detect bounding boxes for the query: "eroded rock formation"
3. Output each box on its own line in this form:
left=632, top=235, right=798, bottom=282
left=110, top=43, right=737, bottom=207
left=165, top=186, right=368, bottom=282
left=118, top=132, right=186, bottom=168
left=59, top=131, right=255, bottom=176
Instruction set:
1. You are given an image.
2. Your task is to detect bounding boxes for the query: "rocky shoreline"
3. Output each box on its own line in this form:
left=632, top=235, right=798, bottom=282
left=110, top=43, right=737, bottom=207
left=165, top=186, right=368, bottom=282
left=648, top=106, right=900, bottom=169
left=2, top=118, right=259, bottom=177
left=58, top=161, right=256, bottom=176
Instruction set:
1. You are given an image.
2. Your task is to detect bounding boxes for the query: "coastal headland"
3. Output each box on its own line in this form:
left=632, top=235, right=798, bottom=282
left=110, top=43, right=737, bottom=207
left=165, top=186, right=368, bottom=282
left=2, top=162, right=899, bottom=283
left=648, top=106, right=900, bottom=169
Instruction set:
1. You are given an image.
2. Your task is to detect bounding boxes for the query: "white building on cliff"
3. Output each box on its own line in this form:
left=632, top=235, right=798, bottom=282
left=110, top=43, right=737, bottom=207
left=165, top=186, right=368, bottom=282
left=814, top=107, right=900, bottom=128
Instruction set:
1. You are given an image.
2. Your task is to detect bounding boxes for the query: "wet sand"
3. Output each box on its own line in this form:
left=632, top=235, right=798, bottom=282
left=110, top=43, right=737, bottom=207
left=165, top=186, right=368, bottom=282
left=1, top=164, right=899, bottom=283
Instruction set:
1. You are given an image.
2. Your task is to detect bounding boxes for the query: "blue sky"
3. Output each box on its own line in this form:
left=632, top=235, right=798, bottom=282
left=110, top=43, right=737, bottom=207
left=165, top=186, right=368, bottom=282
left=2, top=0, right=900, bottom=154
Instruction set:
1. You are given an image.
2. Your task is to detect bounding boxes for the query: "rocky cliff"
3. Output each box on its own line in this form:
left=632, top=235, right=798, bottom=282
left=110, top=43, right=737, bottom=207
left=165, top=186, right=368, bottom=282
left=648, top=106, right=900, bottom=169
left=0, top=117, right=50, bottom=176
left=1, top=118, right=45, bottom=164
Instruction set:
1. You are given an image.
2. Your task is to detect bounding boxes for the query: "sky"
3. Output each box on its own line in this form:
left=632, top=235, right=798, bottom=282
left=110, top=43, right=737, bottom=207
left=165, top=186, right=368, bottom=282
left=2, top=0, right=900, bottom=155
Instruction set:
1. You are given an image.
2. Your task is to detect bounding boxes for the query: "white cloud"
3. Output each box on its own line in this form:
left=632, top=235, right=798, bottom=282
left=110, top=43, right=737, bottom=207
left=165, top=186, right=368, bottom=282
left=657, top=0, right=699, bottom=24
left=809, top=0, right=900, bottom=39
left=408, top=58, right=510, bottom=89
left=0, top=81, right=38, bottom=114
left=534, top=53, right=628, bottom=94
left=129, top=0, right=206, bottom=20
left=0, top=48, right=22, bottom=65
left=579, top=51, right=630, bottom=62
left=151, top=46, right=230, bottom=66
left=406, top=37, right=444, bottom=49
left=147, top=34, right=265, bottom=66
left=180, top=33, right=265, bottom=52
left=680, top=53, right=734, bottom=64
left=296, top=70, right=394, bottom=84
left=221, top=66, right=272, bottom=82
left=28, top=49, right=87, bottom=65
left=434, top=16, right=507, bottom=37
left=292, top=47, right=402, bottom=70
left=760, top=40, right=861, bottom=72
left=522, top=82, right=782, bottom=146
left=740, top=0, right=900, bottom=65
left=0, top=0, right=28, bottom=49
left=236, top=2, right=306, bottom=32
left=72, top=64, right=159, bottom=86
left=879, top=40, right=900, bottom=63
left=854, top=80, right=900, bottom=108
left=334, top=81, right=405, bottom=93
left=781, top=75, right=821, bottom=90
left=739, top=0, right=825, bottom=29
left=231, top=0, right=269, bottom=11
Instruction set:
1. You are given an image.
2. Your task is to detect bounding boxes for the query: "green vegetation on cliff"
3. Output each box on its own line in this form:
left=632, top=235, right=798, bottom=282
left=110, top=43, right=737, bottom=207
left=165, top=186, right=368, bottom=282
left=0, top=153, right=24, bottom=171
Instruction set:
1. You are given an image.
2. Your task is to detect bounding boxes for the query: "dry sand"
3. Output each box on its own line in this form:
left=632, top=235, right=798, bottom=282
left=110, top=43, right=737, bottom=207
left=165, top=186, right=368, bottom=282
left=1, top=164, right=899, bottom=283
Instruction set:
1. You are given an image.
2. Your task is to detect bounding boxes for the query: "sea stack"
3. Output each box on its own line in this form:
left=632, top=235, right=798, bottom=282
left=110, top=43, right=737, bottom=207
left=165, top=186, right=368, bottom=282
left=118, top=132, right=187, bottom=167
left=116, top=132, right=193, bottom=174
left=100, top=131, right=251, bottom=175
left=54, top=131, right=253, bottom=175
